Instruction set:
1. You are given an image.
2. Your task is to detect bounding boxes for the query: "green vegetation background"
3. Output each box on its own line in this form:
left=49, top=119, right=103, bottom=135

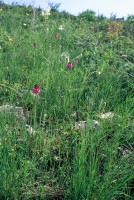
left=0, top=1, right=134, bottom=199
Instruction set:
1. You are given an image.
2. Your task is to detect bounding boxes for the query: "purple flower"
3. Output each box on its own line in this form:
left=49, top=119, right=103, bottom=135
left=32, top=84, right=41, bottom=95
left=67, top=62, right=73, bottom=69
left=54, top=33, right=59, bottom=38
left=74, top=58, right=78, bottom=63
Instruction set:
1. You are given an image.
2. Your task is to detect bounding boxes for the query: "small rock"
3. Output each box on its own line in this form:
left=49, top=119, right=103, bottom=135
left=90, top=120, right=99, bottom=128
left=118, top=146, right=132, bottom=157
left=99, top=112, right=115, bottom=119
left=75, top=121, right=86, bottom=130
left=75, top=120, right=99, bottom=130
left=0, top=105, right=35, bottom=134
left=0, top=105, right=25, bottom=122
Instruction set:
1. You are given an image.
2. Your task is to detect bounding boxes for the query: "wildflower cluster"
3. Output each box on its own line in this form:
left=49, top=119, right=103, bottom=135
left=66, top=58, right=79, bottom=70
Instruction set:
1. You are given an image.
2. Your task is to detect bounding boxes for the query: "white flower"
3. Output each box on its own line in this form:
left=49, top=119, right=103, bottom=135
left=45, top=6, right=51, bottom=13
left=41, top=7, right=51, bottom=16
left=46, top=28, right=49, bottom=33
left=44, top=6, right=51, bottom=15
left=60, top=52, right=70, bottom=62
left=26, top=124, right=35, bottom=134
left=59, top=25, right=64, bottom=30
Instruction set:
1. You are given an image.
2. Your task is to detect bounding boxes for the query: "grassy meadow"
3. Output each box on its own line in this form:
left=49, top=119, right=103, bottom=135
left=0, top=2, right=134, bottom=199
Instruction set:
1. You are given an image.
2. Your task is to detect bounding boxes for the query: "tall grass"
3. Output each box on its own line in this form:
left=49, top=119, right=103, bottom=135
left=0, top=2, right=134, bottom=199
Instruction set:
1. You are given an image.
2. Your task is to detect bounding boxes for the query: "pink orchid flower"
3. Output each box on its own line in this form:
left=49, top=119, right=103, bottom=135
left=32, top=84, right=41, bottom=95
left=67, top=62, right=73, bottom=69
left=54, top=33, right=59, bottom=38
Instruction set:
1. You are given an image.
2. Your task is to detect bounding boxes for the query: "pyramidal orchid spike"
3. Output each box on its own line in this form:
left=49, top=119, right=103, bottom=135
left=67, top=62, right=73, bottom=69
left=32, top=84, right=41, bottom=95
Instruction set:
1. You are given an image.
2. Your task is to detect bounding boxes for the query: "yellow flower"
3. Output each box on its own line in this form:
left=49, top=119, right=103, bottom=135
left=8, top=36, right=13, bottom=42
left=23, top=23, right=27, bottom=26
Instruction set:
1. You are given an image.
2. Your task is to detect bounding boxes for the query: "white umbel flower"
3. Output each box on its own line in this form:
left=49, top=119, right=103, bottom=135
left=44, top=6, right=51, bottom=15
left=41, top=7, right=51, bottom=16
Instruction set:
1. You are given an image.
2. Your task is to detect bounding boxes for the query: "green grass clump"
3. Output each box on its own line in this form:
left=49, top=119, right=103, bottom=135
left=0, top=2, right=134, bottom=199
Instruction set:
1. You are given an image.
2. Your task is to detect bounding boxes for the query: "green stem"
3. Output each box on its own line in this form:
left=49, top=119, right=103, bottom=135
left=33, top=96, right=37, bottom=129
